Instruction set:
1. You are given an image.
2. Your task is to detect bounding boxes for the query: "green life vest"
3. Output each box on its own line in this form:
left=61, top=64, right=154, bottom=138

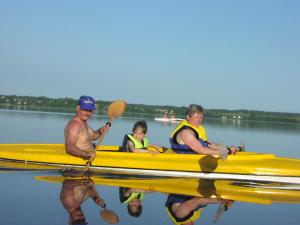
left=127, top=134, right=149, bottom=149
left=122, top=192, right=145, bottom=204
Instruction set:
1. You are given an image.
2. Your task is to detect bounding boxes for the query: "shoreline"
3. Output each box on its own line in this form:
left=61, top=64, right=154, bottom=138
left=2, top=107, right=300, bottom=127
left=1, top=94, right=300, bottom=124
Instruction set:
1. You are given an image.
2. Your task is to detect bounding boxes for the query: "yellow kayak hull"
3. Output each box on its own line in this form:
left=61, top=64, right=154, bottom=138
left=1, top=144, right=300, bottom=183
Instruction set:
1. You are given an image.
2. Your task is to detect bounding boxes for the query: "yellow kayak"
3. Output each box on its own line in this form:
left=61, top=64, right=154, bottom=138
left=35, top=175, right=300, bottom=205
left=1, top=143, right=300, bottom=184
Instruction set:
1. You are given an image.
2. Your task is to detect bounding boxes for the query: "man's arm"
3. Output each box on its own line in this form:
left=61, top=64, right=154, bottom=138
left=88, top=184, right=106, bottom=207
left=65, top=122, right=94, bottom=160
left=91, top=124, right=110, bottom=141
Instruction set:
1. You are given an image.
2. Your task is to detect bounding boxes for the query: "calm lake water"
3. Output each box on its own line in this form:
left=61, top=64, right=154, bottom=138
left=0, top=109, right=300, bottom=225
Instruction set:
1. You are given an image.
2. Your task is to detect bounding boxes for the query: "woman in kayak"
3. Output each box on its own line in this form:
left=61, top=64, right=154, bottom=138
left=165, top=193, right=233, bottom=225
left=169, top=104, right=238, bottom=158
left=64, top=95, right=110, bottom=161
left=121, top=120, right=161, bottom=153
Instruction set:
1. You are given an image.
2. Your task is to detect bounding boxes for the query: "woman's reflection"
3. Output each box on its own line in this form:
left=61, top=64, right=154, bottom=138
left=165, top=194, right=233, bottom=225
left=165, top=179, right=233, bottom=225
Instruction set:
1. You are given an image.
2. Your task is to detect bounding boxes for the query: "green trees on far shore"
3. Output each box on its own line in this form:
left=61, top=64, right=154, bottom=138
left=1, top=94, right=300, bottom=123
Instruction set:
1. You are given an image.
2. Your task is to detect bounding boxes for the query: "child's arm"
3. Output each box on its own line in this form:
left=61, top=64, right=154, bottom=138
left=148, top=144, right=161, bottom=150
left=148, top=144, right=169, bottom=153
left=127, top=140, right=158, bottom=153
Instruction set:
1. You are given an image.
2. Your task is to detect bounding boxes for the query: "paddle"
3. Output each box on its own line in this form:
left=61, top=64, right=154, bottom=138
left=219, top=144, right=245, bottom=160
left=100, top=207, right=119, bottom=224
left=213, top=202, right=228, bottom=223
left=84, top=100, right=127, bottom=171
left=97, top=100, right=127, bottom=146
left=219, top=144, right=228, bottom=160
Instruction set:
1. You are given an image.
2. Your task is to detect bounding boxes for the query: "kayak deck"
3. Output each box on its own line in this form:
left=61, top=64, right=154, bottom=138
left=0, top=144, right=300, bottom=183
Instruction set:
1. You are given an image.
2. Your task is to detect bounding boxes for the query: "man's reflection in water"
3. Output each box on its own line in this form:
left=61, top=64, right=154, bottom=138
left=165, top=180, right=233, bottom=225
left=60, top=172, right=119, bottom=225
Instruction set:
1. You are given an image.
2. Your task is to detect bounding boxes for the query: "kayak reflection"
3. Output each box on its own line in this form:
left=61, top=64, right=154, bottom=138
left=59, top=170, right=119, bottom=225
left=35, top=173, right=300, bottom=224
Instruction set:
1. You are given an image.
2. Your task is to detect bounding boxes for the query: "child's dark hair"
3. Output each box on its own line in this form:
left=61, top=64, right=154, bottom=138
left=132, top=120, right=147, bottom=134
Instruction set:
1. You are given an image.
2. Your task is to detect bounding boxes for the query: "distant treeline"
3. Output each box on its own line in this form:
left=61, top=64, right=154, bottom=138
left=1, top=94, right=300, bottom=123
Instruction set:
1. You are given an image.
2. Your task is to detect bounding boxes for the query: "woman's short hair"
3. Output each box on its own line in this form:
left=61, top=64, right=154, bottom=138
left=185, top=104, right=204, bottom=117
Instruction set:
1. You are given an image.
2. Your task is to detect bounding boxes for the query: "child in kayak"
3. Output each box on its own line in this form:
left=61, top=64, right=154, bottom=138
left=121, top=120, right=162, bottom=153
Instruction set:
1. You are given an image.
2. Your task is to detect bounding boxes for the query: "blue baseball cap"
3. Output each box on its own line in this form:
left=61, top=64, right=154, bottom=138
left=78, top=95, right=96, bottom=111
left=71, top=219, right=88, bottom=225
left=71, top=221, right=88, bottom=225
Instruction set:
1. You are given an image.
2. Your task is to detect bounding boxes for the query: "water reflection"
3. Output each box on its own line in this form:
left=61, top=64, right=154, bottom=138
left=206, top=117, right=300, bottom=134
left=164, top=179, right=233, bottom=225
left=34, top=172, right=236, bottom=224
left=1, top=159, right=300, bottom=224
left=165, top=191, right=233, bottom=225
left=60, top=170, right=119, bottom=225
left=32, top=170, right=300, bottom=225
left=119, top=187, right=146, bottom=218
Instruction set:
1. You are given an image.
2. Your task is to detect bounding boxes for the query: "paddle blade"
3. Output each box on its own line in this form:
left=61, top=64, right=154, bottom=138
left=100, top=209, right=119, bottom=224
left=106, top=100, right=127, bottom=120
left=219, top=143, right=228, bottom=160
left=213, top=202, right=226, bottom=223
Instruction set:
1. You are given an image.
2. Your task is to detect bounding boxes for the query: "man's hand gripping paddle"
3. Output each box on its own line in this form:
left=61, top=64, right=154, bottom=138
left=84, top=100, right=127, bottom=171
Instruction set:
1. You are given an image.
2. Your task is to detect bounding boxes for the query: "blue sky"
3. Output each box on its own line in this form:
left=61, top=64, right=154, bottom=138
left=1, top=0, right=300, bottom=113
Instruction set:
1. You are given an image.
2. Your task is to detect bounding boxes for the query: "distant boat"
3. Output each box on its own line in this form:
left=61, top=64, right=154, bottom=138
left=154, top=118, right=183, bottom=122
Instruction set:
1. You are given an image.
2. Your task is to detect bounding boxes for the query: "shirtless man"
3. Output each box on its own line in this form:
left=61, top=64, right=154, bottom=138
left=60, top=176, right=106, bottom=225
left=64, top=95, right=110, bottom=162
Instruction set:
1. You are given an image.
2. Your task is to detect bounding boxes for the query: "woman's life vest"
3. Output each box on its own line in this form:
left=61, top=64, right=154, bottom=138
left=165, top=194, right=206, bottom=225
left=169, top=119, right=208, bottom=154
